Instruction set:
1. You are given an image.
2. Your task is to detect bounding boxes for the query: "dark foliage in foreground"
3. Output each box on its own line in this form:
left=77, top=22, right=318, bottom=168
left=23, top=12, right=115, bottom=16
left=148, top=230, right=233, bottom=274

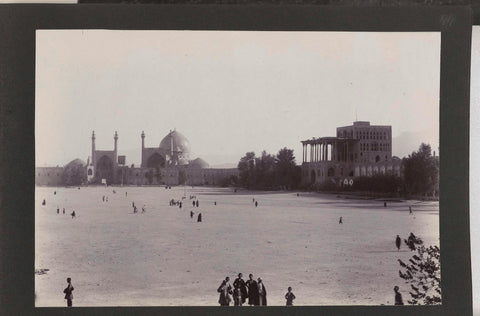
left=398, top=244, right=441, bottom=305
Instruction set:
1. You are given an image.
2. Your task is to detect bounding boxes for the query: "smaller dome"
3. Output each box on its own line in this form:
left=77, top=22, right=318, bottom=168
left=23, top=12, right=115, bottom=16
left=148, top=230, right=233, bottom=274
left=63, top=159, right=87, bottom=185
left=65, top=159, right=86, bottom=169
left=189, top=157, right=209, bottom=169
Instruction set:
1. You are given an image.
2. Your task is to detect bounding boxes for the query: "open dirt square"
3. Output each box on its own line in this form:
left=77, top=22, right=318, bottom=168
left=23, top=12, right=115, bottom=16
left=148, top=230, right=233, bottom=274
left=35, top=186, right=439, bottom=306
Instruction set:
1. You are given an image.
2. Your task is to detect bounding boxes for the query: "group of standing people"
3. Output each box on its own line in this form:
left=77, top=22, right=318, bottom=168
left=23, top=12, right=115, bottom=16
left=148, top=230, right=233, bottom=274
left=395, top=232, right=422, bottom=251
left=218, top=273, right=267, bottom=306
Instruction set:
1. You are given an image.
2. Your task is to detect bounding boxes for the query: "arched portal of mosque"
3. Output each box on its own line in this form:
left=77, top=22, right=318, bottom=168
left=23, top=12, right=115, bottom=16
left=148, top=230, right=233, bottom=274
left=95, top=155, right=114, bottom=184
left=146, top=153, right=166, bottom=169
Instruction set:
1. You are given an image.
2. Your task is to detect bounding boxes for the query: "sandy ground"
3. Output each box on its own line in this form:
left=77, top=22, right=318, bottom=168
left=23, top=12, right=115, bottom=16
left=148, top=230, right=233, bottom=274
left=35, top=186, right=439, bottom=307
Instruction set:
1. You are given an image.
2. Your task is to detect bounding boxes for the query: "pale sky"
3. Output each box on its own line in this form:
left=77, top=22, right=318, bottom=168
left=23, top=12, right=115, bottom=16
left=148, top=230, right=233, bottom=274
left=36, top=30, right=440, bottom=167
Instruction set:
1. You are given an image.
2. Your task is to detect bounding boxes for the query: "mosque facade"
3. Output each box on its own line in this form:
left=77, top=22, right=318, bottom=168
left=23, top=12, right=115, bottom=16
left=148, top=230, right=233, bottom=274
left=36, top=130, right=238, bottom=186
left=300, top=121, right=403, bottom=187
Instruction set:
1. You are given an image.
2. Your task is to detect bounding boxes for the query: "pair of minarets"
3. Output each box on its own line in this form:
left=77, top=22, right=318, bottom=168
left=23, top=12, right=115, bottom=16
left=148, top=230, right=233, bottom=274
left=91, top=131, right=118, bottom=166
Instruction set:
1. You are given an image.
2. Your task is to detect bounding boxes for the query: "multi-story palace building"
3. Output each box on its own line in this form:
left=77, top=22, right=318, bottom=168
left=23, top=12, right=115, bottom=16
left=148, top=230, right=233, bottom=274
left=300, top=121, right=402, bottom=186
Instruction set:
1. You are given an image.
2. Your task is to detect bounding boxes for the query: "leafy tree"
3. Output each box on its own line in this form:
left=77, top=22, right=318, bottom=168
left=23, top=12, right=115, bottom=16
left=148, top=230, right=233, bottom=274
left=238, top=152, right=256, bottom=188
left=398, top=244, right=441, bottom=305
left=237, top=148, right=301, bottom=190
left=254, top=151, right=276, bottom=189
left=402, top=143, right=439, bottom=196
left=275, top=147, right=301, bottom=189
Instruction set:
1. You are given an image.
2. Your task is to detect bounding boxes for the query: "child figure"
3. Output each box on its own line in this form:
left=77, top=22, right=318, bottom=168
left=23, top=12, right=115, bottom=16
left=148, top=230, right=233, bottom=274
left=285, top=287, right=296, bottom=306
left=233, top=285, right=242, bottom=306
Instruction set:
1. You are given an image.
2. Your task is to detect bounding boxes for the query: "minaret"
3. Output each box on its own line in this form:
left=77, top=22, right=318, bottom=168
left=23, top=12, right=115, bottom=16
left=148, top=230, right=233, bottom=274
left=170, top=129, right=174, bottom=165
left=141, top=131, right=145, bottom=167
left=114, top=131, right=118, bottom=154
left=91, top=131, right=96, bottom=166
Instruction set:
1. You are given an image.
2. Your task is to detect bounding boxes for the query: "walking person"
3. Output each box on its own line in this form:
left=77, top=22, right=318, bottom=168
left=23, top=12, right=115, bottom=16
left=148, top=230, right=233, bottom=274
left=196, top=200, right=199, bottom=207
left=285, top=287, right=296, bottom=306
left=197, top=213, right=202, bottom=222
left=339, top=216, right=343, bottom=224
left=63, top=208, right=65, bottom=214
left=257, top=278, right=267, bottom=306
left=193, top=200, right=195, bottom=207
left=57, top=207, right=59, bottom=214
left=255, top=201, right=258, bottom=207
left=233, top=273, right=248, bottom=305
left=217, top=276, right=233, bottom=306
left=409, top=206, right=413, bottom=215
left=71, top=211, right=76, bottom=219
left=63, top=277, right=74, bottom=307
left=394, top=286, right=404, bottom=305
left=245, top=274, right=259, bottom=306
left=396, top=235, right=402, bottom=251
left=190, top=210, right=194, bottom=219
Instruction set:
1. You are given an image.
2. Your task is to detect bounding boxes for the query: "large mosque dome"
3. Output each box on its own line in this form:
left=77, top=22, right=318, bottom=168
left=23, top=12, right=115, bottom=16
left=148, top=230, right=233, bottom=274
left=159, top=130, right=191, bottom=154
left=159, top=130, right=191, bottom=165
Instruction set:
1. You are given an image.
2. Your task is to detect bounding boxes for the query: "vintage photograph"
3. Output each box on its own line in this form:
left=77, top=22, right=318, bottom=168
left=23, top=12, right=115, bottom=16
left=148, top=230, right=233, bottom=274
left=35, top=30, right=440, bottom=307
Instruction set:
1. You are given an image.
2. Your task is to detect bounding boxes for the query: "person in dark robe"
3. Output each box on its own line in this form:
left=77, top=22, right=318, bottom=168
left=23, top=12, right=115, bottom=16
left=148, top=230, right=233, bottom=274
left=255, top=201, right=258, bottom=207
left=217, top=276, right=233, bottom=306
left=196, top=200, right=199, bottom=207
left=197, top=213, right=202, bottom=222
left=63, top=277, right=74, bottom=307
left=63, top=208, right=65, bottom=214
left=190, top=210, right=194, bottom=218
left=71, top=211, right=76, bottom=219
left=42, top=199, right=46, bottom=206
left=245, top=274, right=259, bottom=305
left=192, top=201, right=195, bottom=207
left=394, top=286, right=403, bottom=305
left=285, top=287, right=296, bottom=306
left=396, top=235, right=402, bottom=251
left=409, top=206, right=413, bottom=214
left=233, top=273, right=248, bottom=305
left=57, top=207, right=59, bottom=214
left=179, top=202, right=182, bottom=209
left=214, top=201, right=217, bottom=205
left=339, top=216, right=343, bottom=224
left=103, top=196, right=105, bottom=202
left=257, top=278, right=267, bottom=306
